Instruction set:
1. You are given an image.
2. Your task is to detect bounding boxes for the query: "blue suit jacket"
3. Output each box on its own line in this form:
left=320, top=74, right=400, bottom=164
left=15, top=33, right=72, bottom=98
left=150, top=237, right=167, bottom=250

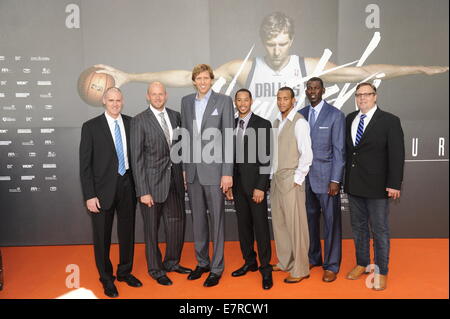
left=299, top=101, right=346, bottom=194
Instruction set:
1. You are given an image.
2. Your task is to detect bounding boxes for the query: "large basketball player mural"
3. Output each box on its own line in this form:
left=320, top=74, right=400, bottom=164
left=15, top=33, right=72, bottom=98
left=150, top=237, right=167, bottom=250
left=78, top=12, right=448, bottom=123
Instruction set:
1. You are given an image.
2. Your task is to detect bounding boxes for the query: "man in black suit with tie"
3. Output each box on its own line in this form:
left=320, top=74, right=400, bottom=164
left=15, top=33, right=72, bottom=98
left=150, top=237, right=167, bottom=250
left=130, top=82, right=191, bottom=286
left=79, top=87, right=142, bottom=298
left=344, top=82, right=405, bottom=291
left=226, top=89, right=273, bottom=290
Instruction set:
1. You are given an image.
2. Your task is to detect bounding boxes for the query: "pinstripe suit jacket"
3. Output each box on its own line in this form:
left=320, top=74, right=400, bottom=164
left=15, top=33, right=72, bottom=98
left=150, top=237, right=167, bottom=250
left=130, top=107, right=184, bottom=203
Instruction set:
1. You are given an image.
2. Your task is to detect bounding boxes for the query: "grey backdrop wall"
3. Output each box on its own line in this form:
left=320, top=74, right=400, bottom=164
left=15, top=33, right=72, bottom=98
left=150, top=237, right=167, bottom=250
left=0, top=0, right=448, bottom=246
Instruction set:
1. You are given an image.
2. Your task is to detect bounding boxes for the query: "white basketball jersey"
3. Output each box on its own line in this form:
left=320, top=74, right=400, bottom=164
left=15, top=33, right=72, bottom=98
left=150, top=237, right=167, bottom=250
left=247, top=55, right=306, bottom=123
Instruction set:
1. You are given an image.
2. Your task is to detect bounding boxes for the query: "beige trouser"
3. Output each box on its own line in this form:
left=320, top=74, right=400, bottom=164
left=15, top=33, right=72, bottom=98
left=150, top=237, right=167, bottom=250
left=271, top=174, right=310, bottom=278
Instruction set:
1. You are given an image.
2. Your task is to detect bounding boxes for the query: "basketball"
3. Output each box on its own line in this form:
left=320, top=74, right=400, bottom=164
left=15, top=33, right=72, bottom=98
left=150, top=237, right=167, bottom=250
left=77, top=67, right=115, bottom=107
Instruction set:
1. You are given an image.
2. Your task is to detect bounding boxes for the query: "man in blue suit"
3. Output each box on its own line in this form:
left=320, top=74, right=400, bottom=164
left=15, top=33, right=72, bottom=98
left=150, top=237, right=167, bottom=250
left=299, top=77, right=345, bottom=282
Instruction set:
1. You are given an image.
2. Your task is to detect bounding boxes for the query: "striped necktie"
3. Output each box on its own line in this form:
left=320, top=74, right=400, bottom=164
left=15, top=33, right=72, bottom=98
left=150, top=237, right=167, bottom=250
left=355, top=114, right=367, bottom=146
left=159, top=112, right=171, bottom=146
left=114, top=120, right=126, bottom=175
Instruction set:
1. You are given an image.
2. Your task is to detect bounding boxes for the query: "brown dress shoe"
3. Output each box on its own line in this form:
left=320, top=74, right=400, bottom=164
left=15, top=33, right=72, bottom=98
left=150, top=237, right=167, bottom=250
left=373, top=274, right=387, bottom=291
left=322, top=270, right=337, bottom=282
left=284, top=274, right=310, bottom=283
left=272, top=265, right=283, bottom=272
left=346, top=265, right=369, bottom=280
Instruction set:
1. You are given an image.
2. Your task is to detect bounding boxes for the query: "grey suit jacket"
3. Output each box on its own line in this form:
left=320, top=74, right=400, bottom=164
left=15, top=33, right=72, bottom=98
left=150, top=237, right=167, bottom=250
left=299, top=101, right=346, bottom=194
left=130, top=107, right=184, bottom=202
left=181, top=90, right=234, bottom=185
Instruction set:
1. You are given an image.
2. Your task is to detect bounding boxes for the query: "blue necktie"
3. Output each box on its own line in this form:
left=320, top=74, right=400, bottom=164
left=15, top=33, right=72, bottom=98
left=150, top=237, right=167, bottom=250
left=114, top=120, right=126, bottom=175
left=309, top=108, right=316, bottom=128
left=355, top=114, right=367, bottom=146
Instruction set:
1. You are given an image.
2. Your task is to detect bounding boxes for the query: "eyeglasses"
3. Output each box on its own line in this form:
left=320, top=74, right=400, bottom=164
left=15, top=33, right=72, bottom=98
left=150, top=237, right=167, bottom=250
left=355, top=92, right=376, bottom=98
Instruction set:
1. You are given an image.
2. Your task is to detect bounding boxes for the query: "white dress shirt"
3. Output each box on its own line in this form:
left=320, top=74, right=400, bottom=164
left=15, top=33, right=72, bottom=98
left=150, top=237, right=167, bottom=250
left=104, top=112, right=129, bottom=170
left=275, top=108, right=313, bottom=185
left=149, top=105, right=173, bottom=142
left=351, top=105, right=378, bottom=146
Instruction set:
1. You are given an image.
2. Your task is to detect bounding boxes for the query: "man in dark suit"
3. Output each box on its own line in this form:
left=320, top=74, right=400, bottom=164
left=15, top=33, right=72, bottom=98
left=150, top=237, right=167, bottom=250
left=299, top=77, right=345, bottom=283
left=344, top=82, right=405, bottom=291
left=130, top=82, right=191, bottom=286
left=225, top=89, right=273, bottom=290
left=79, top=87, right=142, bottom=298
left=181, top=64, right=234, bottom=287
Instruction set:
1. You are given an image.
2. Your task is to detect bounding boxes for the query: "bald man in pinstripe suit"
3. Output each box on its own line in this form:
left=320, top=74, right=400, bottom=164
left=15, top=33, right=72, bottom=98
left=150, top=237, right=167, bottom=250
left=130, top=82, right=192, bottom=286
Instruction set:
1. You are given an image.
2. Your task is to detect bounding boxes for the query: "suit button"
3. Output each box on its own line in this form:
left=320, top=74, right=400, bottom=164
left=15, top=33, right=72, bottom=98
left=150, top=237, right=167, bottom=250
left=353, top=152, right=356, bottom=155
left=352, top=164, right=355, bottom=167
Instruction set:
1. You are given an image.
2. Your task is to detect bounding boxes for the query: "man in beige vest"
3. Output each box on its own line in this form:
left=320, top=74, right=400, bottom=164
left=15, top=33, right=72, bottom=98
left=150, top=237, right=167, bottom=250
left=271, top=87, right=313, bottom=283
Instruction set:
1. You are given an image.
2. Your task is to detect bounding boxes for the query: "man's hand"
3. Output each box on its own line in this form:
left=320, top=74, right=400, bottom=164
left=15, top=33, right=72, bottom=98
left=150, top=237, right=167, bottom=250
left=328, top=182, right=340, bottom=196
left=419, top=65, right=449, bottom=75
left=252, top=189, right=265, bottom=204
left=140, top=194, right=155, bottom=207
left=86, top=197, right=101, bottom=213
left=386, top=188, right=401, bottom=200
left=225, top=189, right=234, bottom=201
left=220, top=176, right=233, bottom=193
left=94, top=64, right=130, bottom=88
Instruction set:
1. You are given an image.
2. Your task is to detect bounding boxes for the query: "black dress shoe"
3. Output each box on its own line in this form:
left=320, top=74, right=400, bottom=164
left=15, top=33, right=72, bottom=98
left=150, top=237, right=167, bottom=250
left=203, top=273, right=221, bottom=287
left=231, top=264, right=258, bottom=277
left=187, top=266, right=210, bottom=280
left=117, top=274, right=143, bottom=287
left=156, top=275, right=173, bottom=286
left=262, top=274, right=273, bottom=290
left=171, top=265, right=193, bottom=274
left=102, top=281, right=119, bottom=298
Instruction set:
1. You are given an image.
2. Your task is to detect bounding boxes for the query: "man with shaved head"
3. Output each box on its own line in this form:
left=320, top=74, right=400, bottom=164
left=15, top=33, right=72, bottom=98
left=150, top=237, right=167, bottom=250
left=130, top=82, right=191, bottom=286
left=80, top=87, right=142, bottom=298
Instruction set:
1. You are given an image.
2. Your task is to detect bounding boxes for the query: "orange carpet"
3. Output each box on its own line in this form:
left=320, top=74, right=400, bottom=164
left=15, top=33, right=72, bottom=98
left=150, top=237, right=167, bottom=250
left=0, top=239, right=448, bottom=299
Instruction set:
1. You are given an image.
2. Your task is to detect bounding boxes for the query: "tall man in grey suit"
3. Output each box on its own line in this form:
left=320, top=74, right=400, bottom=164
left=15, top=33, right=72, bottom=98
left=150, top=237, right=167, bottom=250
left=130, top=82, right=192, bottom=286
left=181, top=64, right=234, bottom=287
left=299, top=77, right=345, bottom=283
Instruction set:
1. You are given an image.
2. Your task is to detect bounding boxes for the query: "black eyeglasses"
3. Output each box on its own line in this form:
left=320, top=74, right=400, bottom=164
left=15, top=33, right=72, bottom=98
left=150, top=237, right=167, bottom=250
left=355, top=92, right=376, bottom=98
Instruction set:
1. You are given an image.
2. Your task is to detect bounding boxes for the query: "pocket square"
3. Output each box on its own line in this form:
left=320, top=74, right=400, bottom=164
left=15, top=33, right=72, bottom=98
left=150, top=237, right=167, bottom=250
left=211, top=109, right=219, bottom=116
left=319, top=126, right=329, bottom=129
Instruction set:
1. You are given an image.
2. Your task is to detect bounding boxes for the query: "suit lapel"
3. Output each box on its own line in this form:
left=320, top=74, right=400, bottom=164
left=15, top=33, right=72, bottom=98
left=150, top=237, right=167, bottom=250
left=357, top=107, right=381, bottom=146
left=314, top=102, right=331, bottom=129
left=146, top=108, right=170, bottom=150
left=201, top=91, right=217, bottom=132
left=100, top=114, right=116, bottom=153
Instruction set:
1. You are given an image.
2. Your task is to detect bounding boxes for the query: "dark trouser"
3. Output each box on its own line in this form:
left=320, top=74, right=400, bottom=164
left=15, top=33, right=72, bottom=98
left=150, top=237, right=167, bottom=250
left=187, top=173, right=225, bottom=276
left=348, top=194, right=390, bottom=275
left=141, top=172, right=186, bottom=279
left=90, top=172, right=136, bottom=284
left=233, top=179, right=272, bottom=275
left=305, top=180, right=342, bottom=273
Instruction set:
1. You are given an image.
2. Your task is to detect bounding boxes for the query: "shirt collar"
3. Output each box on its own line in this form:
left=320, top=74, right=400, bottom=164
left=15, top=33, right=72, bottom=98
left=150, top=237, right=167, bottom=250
left=309, top=100, right=325, bottom=115
left=196, top=89, right=212, bottom=101
left=276, top=107, right=297, bottom=122
left=104, top=111, right=122, bottom=124
left=358, top=105, right=378, bottom=119
left=149, top=104, right=166, bottom=117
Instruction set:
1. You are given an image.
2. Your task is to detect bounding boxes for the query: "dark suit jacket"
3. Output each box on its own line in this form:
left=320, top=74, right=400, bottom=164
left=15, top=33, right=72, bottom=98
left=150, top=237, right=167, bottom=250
left=130, top=107, right=184, bottom=203
left=79, top=113, right=135, bottom=210
left=233, top=113, right=272, bottom=194
left=299, top=101, right=346, bottom=194
left=344, top=107, right=405, bottom=199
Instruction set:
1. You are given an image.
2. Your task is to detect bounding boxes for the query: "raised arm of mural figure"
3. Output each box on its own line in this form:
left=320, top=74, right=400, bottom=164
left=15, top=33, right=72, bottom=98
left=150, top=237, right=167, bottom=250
left=305, top=58, right=449, bottom=83
left=94, top=60, right=252, bottom=88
